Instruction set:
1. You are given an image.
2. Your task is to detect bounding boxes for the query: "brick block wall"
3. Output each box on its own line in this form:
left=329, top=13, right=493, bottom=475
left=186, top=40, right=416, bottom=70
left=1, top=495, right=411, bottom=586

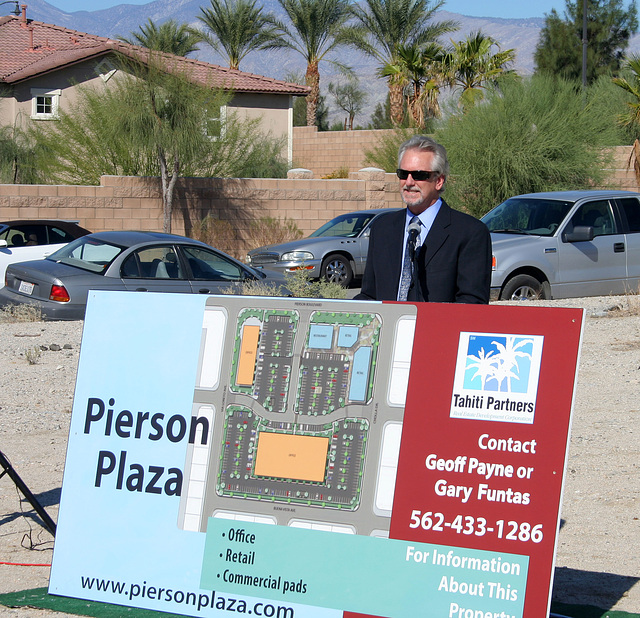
left=601, top=146, right=639, bottom=191
left=292, top=130, right=640, bottom=194
left=0, top=170, right=404, bottom=257
left=292, top=127, right=396, bottom=178
left=0, top=145, right=636, bottom=257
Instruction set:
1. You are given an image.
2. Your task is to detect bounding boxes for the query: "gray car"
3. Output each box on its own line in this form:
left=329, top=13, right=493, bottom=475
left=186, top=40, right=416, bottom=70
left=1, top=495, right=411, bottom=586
left=247, top=208, right=401, bottom=287
left=482, top=190, right=640, bottom=300
left=0, top=231, right=289, bottom=320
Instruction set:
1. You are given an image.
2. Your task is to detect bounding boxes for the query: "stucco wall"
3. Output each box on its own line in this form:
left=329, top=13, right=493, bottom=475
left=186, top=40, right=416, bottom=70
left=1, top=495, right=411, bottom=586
left=4, top=62, right=111, bottom=130
left=0, top=57, right=295, bottom=159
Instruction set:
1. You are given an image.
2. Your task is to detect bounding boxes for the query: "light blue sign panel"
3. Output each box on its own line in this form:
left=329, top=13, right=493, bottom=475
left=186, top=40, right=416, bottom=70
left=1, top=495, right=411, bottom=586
left=201, top=519, right=528, bottom=618
left=49, top=291, right=339, bottom=618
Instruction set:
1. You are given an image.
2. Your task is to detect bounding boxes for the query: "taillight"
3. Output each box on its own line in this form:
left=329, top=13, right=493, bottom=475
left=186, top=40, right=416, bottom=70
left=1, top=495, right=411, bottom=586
left=50, top=284, right=70, bottom=302
left=491, top=255, right=497, bottom=271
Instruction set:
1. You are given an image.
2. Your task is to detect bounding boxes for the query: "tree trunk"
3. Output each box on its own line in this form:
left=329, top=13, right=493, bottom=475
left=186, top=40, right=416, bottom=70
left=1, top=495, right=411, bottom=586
left=159, top=149, right=180, bottom=234
left=306, top=61, right=320, bottom=127
left=410, top=83, right=424, bottom=129
left=389, top=80, right=404, bottom=127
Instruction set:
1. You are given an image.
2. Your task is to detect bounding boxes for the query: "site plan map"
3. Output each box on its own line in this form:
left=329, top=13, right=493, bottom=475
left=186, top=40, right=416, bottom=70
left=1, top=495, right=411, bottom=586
left=178, top=297, right=417, bottom=537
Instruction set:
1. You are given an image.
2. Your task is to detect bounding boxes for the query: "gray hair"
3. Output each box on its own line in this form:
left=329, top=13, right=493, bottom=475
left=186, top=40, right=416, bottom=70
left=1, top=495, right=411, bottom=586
left=398, top=135, right=450, bottom=189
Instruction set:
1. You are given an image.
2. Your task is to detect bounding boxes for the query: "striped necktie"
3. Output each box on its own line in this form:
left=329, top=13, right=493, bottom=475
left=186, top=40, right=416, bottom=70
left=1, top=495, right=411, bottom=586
left=398, top=215, right=421, bottom=301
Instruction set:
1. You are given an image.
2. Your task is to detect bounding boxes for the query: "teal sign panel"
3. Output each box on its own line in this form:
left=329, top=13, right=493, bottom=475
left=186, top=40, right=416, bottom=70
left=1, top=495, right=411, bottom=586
left=201, top=519, right=528, bottom=618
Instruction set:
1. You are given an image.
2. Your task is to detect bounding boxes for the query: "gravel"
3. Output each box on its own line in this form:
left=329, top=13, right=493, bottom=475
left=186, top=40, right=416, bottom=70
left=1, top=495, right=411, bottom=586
left=0, top=296, right=639, bottom=616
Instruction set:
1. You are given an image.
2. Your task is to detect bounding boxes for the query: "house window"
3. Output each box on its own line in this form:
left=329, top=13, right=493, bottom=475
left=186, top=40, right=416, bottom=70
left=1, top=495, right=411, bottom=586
left=203, top=104, right=226, bottom=141
left=31, top=88, right=61, bottom=119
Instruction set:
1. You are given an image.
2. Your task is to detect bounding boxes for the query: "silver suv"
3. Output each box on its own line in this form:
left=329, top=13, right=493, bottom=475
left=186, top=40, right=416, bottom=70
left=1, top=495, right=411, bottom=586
left=482, top=190, right=640, bottom=300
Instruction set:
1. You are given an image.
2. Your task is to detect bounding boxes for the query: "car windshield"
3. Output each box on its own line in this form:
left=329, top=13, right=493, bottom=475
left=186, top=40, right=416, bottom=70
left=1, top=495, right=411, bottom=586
left=309, top=212, right=376, bottom=238
left=47, top=236, right=123, bottom=273
left=481, top=198, right=573, bottom=236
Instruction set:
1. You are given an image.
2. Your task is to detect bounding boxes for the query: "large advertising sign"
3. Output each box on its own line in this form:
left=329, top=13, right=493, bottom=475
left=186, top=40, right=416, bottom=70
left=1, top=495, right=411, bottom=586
left=49, top=292, right=583, bottom=618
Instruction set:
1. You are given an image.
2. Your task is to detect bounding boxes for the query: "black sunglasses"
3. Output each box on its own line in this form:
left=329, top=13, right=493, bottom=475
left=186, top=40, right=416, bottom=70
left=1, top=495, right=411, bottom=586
left=396, top=169, right=439, bottom=181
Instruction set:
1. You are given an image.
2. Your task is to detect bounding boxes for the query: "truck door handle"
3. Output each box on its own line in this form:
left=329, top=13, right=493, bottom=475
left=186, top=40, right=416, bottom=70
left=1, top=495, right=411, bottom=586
left=614, top=242, right=625, bottom=253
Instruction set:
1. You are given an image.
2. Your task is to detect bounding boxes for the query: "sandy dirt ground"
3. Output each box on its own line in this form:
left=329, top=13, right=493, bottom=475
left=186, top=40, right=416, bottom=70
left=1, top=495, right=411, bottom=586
left=0, top=296, right=639, bottom=617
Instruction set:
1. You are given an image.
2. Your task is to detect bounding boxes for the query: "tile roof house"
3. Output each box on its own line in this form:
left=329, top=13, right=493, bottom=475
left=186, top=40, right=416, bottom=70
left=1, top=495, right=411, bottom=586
left=0, top=5, right=309, bottom=163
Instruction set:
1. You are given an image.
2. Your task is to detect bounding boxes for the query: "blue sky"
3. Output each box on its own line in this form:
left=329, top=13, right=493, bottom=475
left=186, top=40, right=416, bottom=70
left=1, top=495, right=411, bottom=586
left=44, top=0, right=567, bottom=18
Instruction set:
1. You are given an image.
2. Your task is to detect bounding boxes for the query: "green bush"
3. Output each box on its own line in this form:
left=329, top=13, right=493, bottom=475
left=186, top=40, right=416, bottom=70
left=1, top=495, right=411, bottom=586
left=227, top=267, right=347, bottom=299
left=435, top=75, right=621, bottom=218
left=0, top=126, right=42, bottom=184
left=363, top=128, right=414, bottom=172
left=284, top=267, right=347, bottom=299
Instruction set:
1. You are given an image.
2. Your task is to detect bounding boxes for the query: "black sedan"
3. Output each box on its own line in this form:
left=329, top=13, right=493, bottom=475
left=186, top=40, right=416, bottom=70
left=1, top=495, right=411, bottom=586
left=0, top=231, right=289, bottom=320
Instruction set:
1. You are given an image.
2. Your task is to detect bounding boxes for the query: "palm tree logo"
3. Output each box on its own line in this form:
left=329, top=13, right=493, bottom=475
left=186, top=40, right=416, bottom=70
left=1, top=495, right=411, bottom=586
left=463, top=335, right=536, bottom=394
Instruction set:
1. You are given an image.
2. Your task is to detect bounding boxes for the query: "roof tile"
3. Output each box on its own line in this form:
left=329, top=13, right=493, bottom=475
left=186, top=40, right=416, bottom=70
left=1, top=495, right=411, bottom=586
left=0, top=12, right=308, bottom=95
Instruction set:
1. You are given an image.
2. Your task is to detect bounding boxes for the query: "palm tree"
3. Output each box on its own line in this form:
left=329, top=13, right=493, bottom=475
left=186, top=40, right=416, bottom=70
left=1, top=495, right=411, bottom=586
left=118, top=18, right=203, bottom=57
left=380, top=42, right=445, bottom=129
left=612, top=54, right=640, bottom=183
left=442, top=31, right=515, bottom=112
left=269, top=0, right=351, bottom=126
left=197, top=0, right=281, bottom=70
left=613, top=54, right=640, bottom=128
left=345, top=0, right=458, bottom=126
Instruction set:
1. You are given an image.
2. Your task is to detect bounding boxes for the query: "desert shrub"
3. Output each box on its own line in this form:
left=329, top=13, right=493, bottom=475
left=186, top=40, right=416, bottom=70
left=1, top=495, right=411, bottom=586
left=226, top=266, right=347, bottom=299
left=245, top=216, right=303, bottom=250
left=190, top=215, right=240, bottom=258
left=364, top=128, right=414, bottom=172
left=0, top=304, right=42, bottom=323
left=25, top=345, right=42, bottom=365
left=0, top=126, right=42, bottom=184
left=193, top=214, right=303, bottom=259
left=222, top=279, right=286, bottom=297
left=321, top=167, right=350, bottom=179
left=436, top=75, right=621, bottom=217
left=284, top=267, right=347, bottom=299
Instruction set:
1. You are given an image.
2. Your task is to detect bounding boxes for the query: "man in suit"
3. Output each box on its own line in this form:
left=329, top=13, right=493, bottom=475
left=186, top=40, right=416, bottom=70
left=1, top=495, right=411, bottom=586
left=355, top=135, right=491, bottom=303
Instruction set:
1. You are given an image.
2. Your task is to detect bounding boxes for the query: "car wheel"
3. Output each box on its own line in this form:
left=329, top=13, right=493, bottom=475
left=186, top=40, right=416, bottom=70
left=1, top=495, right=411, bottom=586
left=321, top=254, right=353, bottom=287
left=500, top=275, right=546, bottom=301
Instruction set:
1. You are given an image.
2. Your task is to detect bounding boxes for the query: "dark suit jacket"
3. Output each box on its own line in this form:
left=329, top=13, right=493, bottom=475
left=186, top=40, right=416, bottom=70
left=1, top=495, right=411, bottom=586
left=355, top=201, right=492, bottom=303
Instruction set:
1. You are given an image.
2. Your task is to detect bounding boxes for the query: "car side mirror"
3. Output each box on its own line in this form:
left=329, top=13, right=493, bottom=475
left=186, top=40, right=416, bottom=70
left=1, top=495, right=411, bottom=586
left=361, top=228, right=370, bottom=238
left=562, top=225, right=594, bottom=243
left=0, top=240, right=7, bottom=248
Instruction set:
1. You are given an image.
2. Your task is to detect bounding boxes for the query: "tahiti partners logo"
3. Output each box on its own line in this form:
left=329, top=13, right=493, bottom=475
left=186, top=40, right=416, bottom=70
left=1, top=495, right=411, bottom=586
left=450, top=332, right=544, bottom=424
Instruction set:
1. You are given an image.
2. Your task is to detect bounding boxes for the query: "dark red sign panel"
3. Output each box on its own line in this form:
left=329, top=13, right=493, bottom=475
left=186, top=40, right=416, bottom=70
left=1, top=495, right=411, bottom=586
left=347, top=302, right=583, bottom=618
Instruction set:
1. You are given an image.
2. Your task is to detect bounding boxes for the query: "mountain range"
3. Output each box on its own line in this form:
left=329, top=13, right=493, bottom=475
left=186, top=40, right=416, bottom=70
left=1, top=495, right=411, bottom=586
left=13, top=0, right=640, bottom=124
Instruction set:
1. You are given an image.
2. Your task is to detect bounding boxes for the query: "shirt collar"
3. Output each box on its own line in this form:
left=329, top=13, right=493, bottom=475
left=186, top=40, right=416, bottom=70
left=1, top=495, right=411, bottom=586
left=406, top=198, right=442, bottom=232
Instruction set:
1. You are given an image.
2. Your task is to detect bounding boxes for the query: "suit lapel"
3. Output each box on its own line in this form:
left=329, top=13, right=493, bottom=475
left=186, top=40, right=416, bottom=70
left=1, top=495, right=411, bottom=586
left=421, top=200, right=451, bottom=265
left=387, top=210, right=406, bottom=278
